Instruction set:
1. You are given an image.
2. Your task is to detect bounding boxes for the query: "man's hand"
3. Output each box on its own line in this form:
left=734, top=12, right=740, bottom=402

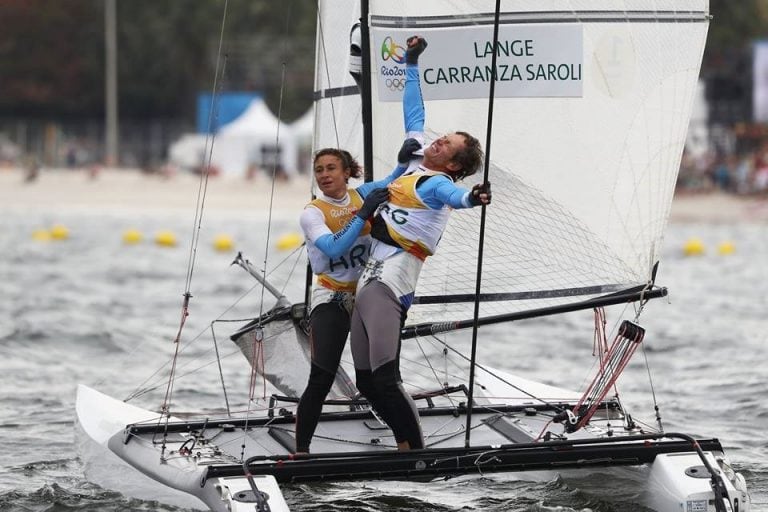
left=469, top=182, right=492, bottom=206
left=405, top=36, right=428, bottom=65
left=398, top=138, right=422, bottom=164
left=357, top=187, right=390, bottom=220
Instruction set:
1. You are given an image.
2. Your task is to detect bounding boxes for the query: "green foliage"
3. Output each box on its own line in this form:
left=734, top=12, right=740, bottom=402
left=0, top=0, right=103, bottom=116
left=0, top=1, right=764, bottom=122
left=0, top=0, right=317, bottom=121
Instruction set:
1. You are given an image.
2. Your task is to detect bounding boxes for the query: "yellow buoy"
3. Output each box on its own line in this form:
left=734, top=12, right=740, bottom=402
left=50, top=224, right=70, bottom=240
left=122, top=228, right=144, bottom=245
left=275, top=232, right=303, bottom=251
left=717, top=241, right=735, bottom=255
left=683, top=237, right=705, bottom=256
left=213, top=234, right=234, bottom=252
left=32, top=229, right=52, bottom=242
left=154, top=230, right=177, bottom=247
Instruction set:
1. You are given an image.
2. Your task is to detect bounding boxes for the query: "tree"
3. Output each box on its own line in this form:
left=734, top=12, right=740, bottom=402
left=0, top=0, right=317, bottom=121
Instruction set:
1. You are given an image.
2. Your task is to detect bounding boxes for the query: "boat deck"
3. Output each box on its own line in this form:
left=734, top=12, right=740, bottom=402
left=118, top=396, right=723, bottom=484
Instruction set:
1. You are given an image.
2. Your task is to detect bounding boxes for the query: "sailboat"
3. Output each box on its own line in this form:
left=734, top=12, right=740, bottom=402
left=76, top=1, right=752, bottom=511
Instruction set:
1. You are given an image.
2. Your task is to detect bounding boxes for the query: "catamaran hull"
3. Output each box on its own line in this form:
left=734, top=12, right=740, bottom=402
left=76, top=384, right=290, bottom=512
left=76, top=384, right=749, bottom=512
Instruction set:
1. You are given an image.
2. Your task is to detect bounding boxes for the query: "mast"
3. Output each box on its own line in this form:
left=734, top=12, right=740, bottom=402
left=359, top=0, right=374, bottom=182
left=464, top=0, right=502, bottom=449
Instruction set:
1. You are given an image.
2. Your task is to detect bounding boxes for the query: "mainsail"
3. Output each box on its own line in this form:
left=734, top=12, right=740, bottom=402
left=314, top=1, right=709, bottom=325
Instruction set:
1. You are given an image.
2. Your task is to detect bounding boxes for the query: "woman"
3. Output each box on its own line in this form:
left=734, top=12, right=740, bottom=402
left=349, top=36, right=491, bottom=451
left=295, top=140, right=420, bottom=454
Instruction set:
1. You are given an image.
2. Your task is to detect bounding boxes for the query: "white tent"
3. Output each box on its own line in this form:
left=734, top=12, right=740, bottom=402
left=214, top=99, right=298, bottom=177
left=290, top=108, right=313, bottom=147
left=168, top=98, right=299, bottom=178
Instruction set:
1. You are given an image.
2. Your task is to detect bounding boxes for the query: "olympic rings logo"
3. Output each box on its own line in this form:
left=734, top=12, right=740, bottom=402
left=385, top=78, right=405, bottom=91
left=380, top=36, right=405, bottom=64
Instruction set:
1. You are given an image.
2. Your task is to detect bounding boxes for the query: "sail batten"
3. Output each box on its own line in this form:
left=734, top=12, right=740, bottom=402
left=371, top=11, right=710, bottom=29
left=414, top=283, right=641, bottom=305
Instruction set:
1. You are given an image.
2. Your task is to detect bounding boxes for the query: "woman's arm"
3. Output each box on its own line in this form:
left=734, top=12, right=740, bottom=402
left=356, top=164, right=406, bottom=198
left=300, top=206, right=366, bottom=259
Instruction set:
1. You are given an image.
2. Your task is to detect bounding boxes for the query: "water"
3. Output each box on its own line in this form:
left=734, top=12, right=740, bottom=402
left=1, top=207, right=766, bottom=511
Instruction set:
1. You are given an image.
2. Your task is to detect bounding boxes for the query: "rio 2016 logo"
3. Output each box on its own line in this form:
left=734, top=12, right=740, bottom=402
left=380, top=36, right=406, bottom=91
left=380, top=36, right=405, bottom=64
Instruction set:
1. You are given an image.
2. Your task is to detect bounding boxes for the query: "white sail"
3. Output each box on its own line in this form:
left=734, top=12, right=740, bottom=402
left=314, top=1, right=709, bottom=324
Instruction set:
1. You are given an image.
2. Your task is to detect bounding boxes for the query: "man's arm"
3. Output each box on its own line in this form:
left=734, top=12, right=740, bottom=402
left=420, top=177, right=492, bottom=210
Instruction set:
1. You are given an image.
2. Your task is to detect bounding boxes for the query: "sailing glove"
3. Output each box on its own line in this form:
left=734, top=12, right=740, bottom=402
left=357, top=187, right=389, bottom=220
left=405, top=36, right=428, bottom=65
left=469, top=182, right=492, bottom=206
left=398, top=138, right=422, bottom=164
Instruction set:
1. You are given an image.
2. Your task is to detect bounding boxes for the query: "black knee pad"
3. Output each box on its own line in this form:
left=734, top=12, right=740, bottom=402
left=371, top=360, right=402, bottom=389
left=355, top=369, right=376, bottom=398
left=372, top=361, right=423, bottom=448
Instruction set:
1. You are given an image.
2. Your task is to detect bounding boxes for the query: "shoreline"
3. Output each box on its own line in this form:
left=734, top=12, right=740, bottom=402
left=1, top=167, right=767, bottom=223
left=0, top=167, right=311, bottom=216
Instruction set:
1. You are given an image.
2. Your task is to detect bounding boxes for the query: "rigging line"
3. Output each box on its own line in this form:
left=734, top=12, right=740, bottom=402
left=276, top=243, right=306, bottom=298
left=158, top=1, right=230, bottom=436
left=244, top=3, right=295, bottom=450
left=432, top=335, right=568, bottom=409
left=256, top=63, right=289, bottom=321
left=125, top=277, right=264, bottom=402
left=629, top=276, right=663, bottom=428
left=397, top=350, right=460, bottom=396
left=464, top=0, right=501, bottom=449
left=210, top=323, right=232, bottom=418
left=184, top=5, right=230, bottom=295
left=255, top=3, right=293, bottom=316
left=126, top=242, right=306, bottom=401
left=129, top=347, right=247, bottom=402
left=639, top=333, right=663, bottom=430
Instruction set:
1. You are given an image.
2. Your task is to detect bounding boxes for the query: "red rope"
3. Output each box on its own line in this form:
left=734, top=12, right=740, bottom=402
left=248, top=329, right=267, bottom=401
left=574, top=319, right=645, bottom=431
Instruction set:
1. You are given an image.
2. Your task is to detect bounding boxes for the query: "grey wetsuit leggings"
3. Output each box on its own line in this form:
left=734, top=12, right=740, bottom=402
left=350, top=280, right=424, bottom=449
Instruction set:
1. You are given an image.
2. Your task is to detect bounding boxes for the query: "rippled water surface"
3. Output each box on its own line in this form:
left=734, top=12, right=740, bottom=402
left=1, top=207, right=766, bottom=511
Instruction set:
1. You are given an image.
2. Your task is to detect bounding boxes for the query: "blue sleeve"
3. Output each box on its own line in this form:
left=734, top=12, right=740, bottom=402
left=356, top=164, right=406, bottom=198
left=314, top=216, right=366, bottom=259
left=404, top=65, right=424, bottom=133
left=418, top=176, right=473, bottom=210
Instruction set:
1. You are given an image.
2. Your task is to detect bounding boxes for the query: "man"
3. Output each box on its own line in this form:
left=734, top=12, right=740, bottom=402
left=350, top=36, right=491, bottom=451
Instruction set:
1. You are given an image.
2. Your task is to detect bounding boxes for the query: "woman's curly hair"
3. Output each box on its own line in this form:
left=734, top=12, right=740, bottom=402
left=313, top=148, right=362, bottom=179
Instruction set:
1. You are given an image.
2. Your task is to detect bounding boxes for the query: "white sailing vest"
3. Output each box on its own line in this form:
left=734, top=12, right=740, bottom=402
left=378, top=169, right=451, bottom=261
left=305, top=189, right=372, bottom=293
